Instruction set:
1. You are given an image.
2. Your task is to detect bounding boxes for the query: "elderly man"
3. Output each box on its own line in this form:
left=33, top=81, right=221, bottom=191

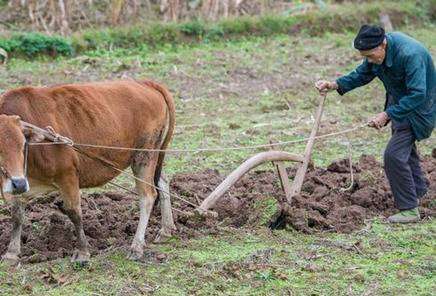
left=316, top=25, right=435, bottom=223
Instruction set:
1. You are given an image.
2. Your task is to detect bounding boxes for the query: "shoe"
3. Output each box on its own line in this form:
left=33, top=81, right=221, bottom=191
left=417, top=188, right=428, bottom=199
left=387, top=208, right=420, bottom=223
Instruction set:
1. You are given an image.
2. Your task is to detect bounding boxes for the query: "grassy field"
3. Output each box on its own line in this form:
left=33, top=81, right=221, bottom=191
left=0, top=220, right=435, bottom=295
left=0, top=22, right=434, bottom=295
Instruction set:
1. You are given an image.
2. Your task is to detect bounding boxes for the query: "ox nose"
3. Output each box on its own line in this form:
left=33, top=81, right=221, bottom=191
left=11, top=177, right=29, bottom=195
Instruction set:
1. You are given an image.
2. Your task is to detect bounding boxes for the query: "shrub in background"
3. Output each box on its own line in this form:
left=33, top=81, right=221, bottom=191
left=0, top=33, right=73, bottom=58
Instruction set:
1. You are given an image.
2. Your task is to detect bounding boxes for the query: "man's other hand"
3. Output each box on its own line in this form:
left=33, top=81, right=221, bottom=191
left=368, top=112, right=390, bottom=129
left=315, top=80, right=338, bottom=94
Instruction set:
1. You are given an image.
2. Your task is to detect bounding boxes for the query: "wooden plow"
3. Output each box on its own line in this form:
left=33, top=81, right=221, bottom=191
left=194, top=93, right=327, bottom=218
left=21, top=93, right=329, bottom=227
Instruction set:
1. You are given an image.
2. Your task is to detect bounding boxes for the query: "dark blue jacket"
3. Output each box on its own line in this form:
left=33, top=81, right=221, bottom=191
left=336, top=32, right=435, bottom=141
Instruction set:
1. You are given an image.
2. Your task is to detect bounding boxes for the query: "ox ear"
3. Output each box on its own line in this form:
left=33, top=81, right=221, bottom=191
left=21, top=123, right=45, bottom=143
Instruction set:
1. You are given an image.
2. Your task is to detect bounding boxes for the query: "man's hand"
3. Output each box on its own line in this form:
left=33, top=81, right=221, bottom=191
left=315, top=80, right=338, bottom=94
left=368, top=112, right=390, bottom=129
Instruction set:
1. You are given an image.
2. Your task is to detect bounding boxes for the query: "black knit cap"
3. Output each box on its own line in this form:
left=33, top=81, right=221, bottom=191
left=354, top=25, right=385, bottom=50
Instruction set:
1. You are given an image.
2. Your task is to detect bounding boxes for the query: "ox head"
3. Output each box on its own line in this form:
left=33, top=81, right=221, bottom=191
left=0, top=115, right=35, bottom=196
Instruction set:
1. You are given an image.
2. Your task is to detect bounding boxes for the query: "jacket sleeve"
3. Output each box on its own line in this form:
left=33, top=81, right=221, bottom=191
left=385, top=54, right=427, bottom=121
left=335, top=59, right=376, bottom=95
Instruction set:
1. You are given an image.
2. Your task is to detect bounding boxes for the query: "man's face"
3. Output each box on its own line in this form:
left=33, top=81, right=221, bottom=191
left=359, top=40, right=387, bottom=65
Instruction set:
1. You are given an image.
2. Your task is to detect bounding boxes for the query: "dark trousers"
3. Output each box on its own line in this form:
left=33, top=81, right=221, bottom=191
left=384, top=120, right=428, bottom=210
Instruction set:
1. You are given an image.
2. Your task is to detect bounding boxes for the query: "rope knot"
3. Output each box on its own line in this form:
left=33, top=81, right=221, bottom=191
left=45, top=126, right=74, bottom=146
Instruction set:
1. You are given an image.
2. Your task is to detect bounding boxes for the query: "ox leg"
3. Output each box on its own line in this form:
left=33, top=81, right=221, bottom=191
left=58, top=175, right=90, bottom=266
left=128, top=152, right=159, bottom=260
left=2, top=199, right=24, bottom=264
left=154, top=174, right=176, bottom=243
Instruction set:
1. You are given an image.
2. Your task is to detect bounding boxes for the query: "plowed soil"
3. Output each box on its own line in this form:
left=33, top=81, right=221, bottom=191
left=0, top=154, right=434, bottom=263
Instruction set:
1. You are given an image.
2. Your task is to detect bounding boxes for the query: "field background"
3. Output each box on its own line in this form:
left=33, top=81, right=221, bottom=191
left=0, top=0, right=435, bottom=295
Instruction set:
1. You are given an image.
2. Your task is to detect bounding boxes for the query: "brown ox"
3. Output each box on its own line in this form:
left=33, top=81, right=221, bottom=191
left=0, top=79, right=176, bottom=264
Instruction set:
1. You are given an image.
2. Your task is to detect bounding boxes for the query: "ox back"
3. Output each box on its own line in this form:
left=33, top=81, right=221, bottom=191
left=0, top=80, right=174, bottom=189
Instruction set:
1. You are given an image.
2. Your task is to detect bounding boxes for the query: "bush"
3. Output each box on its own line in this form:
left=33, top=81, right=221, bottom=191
left=179, top=19, right=206, bottom=37
left=205, top=25, right=225, bottom=40
left=218, top=17, right=256, bottom=35
left=145, top=23, right=181, bottom=44
left=257, top=15, right=290, bottom=35
left=0, top=33, right=73, bottom=58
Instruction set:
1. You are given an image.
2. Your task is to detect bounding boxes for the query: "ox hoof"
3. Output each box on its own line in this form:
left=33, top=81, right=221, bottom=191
left=153, top=229, right=174, bottom=244
left=2, top=252, right=19, bottom=266
left=71, top=250, right=90, bottom=268
left=127, top=243, right=144, bottom=261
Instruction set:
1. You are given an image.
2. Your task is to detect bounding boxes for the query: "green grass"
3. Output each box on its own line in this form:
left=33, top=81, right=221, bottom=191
left=0, top=220, right=434, bottom=295
left=0, top=18, right=434, bottom=296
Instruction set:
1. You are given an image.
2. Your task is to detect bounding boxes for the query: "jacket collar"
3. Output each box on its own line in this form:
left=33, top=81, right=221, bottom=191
left=384, top=33, right=394, bottom=68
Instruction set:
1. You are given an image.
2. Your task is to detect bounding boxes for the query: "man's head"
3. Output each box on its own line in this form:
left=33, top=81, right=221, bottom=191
left=354, top=25, right=387, bottom=65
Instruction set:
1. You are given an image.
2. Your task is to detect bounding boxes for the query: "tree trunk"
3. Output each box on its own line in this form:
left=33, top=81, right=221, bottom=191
left=110, top=0, right=125, bottom=25
left=57, top=0, right=69, bottom=35
left=161, top=0, right=180, bottom=21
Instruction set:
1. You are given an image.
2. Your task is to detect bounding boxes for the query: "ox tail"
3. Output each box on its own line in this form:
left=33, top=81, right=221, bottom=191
left=139, top=79, right=176, bottom=189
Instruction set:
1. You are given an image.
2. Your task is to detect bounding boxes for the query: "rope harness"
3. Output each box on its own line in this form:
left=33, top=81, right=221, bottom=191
left=15, top=119, right=374, bottom=208
left=27, top=124, right=369, bottom=153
